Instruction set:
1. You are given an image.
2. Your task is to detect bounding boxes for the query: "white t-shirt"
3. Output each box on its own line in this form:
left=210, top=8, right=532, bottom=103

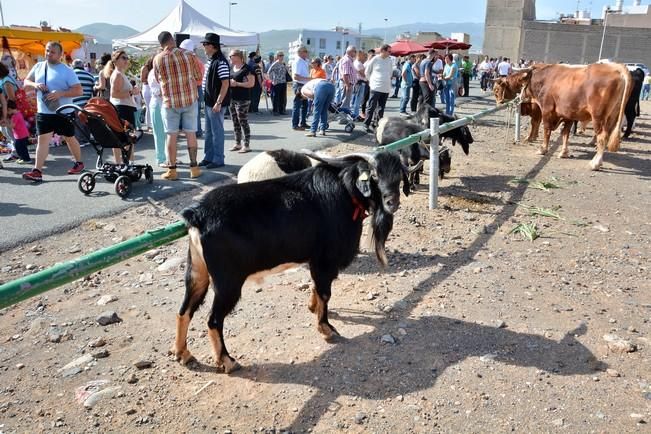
left=292, top=56, right=310, bottom=84
left=300, top=78, right=326, bottom=98
left=431, top=58, right=444, bottom=73
left=364, top=55, right=393, bottom=93
left=354, top=59, right=366, bottom=82
left=498, top=61, right=511, bottom=76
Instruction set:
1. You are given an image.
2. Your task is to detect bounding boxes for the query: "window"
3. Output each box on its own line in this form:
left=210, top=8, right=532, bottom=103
left=319, top=38, right=326, bottom=49
left=336, top=41, right=341, bottom=50
left=306, top=38, right=311, bottom=45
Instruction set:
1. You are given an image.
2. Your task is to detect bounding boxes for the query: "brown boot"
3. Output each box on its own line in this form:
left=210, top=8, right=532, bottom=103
left=190, top=165, right=201, bottom=178
left=162, top=167, right=178, bottom=180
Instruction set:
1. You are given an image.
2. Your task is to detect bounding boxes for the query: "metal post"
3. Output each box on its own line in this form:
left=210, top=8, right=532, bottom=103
left=514, top=105, right=521, bottom=143
left=598, top=12, right=608, bottom=61
left=429, top=117, right=439, bottom=210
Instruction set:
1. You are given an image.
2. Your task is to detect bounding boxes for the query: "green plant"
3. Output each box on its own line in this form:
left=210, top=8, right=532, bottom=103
left=509, top=221, right=540, bottom=242
left=530, top=179, right=561, bottom=191
left=523, top=205, right=562, bottom=220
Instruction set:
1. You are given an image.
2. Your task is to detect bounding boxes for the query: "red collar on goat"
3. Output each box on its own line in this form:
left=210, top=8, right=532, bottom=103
left=351, top=195, right=369, bottom=221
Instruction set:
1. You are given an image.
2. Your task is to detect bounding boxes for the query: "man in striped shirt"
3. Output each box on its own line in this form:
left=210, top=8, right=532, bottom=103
left=338, top=46, right=357, bottom=111
left=72, top=58, right=95, bottom=145
left=153, top=31, right=204, bottom=181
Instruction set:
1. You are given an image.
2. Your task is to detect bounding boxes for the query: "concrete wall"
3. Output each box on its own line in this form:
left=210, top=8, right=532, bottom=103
left=521, top=20, right=651, bottom=66
left=608, top=9, right=651, bottom=28
left=483, top=0, right=535, bottom=59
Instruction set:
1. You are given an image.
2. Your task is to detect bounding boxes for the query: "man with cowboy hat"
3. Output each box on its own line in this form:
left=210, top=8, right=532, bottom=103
left=198, top=32, right=230, bottom=169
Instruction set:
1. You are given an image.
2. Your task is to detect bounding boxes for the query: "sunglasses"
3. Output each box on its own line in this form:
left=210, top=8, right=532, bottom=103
left=120, top=56, right=129, bottom=61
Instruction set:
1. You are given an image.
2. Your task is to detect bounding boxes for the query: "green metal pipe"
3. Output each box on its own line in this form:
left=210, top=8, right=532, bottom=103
left=377, top=100, right=518, bottom=152
left=0, top=220, right=188, bottom=310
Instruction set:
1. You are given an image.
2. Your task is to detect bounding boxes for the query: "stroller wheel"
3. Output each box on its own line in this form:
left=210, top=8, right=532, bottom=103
left=129, top=167, right=143, bottom=181
left=144, top=166, right=154, bottom=184
left=78, top=172, right=96, bottom=195
left=344, top=124, right=354, bottom=133
left=114, top=175, right=132, bottom=198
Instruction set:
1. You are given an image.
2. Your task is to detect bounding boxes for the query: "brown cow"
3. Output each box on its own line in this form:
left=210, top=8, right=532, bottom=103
left=494, top=63, right=631, bottom=170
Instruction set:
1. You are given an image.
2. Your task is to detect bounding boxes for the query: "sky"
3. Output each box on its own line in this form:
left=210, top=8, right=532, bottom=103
left=1, top=0, right=645, bottom=32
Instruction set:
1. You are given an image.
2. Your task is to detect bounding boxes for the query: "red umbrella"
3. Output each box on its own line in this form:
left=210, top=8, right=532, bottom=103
left=389, top=40, right=428, bottom=56
left=424, top=39, right=472, bottom=52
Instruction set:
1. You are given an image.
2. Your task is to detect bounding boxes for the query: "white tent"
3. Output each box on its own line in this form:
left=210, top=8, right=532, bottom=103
left=113, top=0, right=259, bottom=50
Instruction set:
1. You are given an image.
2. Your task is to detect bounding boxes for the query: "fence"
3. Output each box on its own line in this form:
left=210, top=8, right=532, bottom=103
left=377, top=97, right=522, bottom=209
left=0, top=98, right=522, bottom=310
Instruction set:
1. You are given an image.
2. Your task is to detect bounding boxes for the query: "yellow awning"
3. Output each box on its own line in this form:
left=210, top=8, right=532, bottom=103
left=0, top=27, right=85, bottom=56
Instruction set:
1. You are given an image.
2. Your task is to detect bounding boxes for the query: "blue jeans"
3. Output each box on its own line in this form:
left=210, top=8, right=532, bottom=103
left=149, top=97, right=167, bottom=164
left=351, top=81, right=366, bottom=118
left=196, top=86, right=203, bottom=136
left=311, top=81, right=335, bottom=133
left=204, top=106, right=225, bottom=165
left=444, top=81, right=456, bottom=115
left=399, top=86, right=410, bottom=113
left=292, top=82, right=308, bottom=127
left=643, top=84, right=650, bottom=100
left=334, top=80, right=344, bottom=105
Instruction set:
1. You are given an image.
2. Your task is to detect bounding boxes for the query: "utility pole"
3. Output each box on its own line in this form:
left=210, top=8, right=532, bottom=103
left=383, top=18, right=388, bottom=44
left=0, top=0, right=5, bottom=27
left=229, top=2, right=238, bottom=29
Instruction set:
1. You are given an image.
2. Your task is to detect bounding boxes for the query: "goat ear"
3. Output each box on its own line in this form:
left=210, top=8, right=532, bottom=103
left=356, top=170, right=373, bottom=197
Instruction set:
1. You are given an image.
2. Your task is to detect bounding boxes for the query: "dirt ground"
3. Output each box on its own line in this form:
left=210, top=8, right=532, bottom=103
left=0, top=98, right=650, bottom=434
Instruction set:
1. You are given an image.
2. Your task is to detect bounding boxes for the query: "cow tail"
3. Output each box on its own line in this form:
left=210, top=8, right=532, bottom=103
left=608, top=65, right=630, bottom=152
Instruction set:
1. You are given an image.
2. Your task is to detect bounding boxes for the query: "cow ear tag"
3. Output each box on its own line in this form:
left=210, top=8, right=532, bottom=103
left=356, top=171, right=372, bottom=197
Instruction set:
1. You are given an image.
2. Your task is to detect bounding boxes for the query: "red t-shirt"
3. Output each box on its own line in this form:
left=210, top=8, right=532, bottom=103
left=11, top=112, right=30, bottom=139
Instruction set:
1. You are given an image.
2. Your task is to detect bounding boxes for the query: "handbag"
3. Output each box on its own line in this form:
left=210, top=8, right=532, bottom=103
left=285, top=68, right=293, bottom=83
left=42, top=63, right=61, bottom=112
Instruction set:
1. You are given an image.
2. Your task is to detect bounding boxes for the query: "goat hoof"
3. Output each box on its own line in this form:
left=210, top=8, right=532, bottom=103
left=173, top=348, right=195, bottom=365
left=221, top=357, right=241, bottom=374
left=318, top=322, right=340, bottom=342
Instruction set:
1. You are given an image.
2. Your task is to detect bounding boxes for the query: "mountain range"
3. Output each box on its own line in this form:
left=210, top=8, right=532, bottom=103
left=75, top=22, right=485, bottom=53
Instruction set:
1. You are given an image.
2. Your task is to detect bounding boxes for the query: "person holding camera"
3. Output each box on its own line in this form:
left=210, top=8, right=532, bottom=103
left=21, top=41, right=84, bottom=182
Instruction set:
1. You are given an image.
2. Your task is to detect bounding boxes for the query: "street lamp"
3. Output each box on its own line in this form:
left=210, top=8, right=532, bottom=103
left=228, top=2, right=238, bottom=29
left=598, top=8, right=619, bottom=61
left=383, top=18, right=388, bottom=44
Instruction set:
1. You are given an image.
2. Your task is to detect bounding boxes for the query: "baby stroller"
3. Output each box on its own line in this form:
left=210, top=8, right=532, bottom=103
left=328, top=103, right=356, bottom=133
left=58, top=98, right=152, bottom=198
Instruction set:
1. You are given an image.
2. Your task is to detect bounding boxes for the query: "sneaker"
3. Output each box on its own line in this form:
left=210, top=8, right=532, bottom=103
left=292, top=126, right=305, bottom=131
left=68, top=161, right=85, bottom=174
left=305, top=131, right=316, bottom=137
left=22, top=168, right=43, bottom=182
left=319, top=130, right=326, bottom=136
left=198, top=160, right=210, bottom=167
left=16, top=159, right=33, bottom=165
left=3, top=154, right=18, bottom=162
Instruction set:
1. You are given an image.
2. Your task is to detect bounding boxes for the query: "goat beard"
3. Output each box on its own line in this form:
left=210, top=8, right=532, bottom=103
left=368, top=205, right=394, bottom=267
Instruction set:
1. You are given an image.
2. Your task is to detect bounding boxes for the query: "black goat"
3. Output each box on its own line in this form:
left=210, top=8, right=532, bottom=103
left=376, top=104, right=474, bottom=154
left=175, top=151, right=409, bottom=373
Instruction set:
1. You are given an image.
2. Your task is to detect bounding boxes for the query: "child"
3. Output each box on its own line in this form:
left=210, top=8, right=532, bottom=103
left=130, top=79, right=143, bottom=131
left=6, top=99, right=31, bottom=164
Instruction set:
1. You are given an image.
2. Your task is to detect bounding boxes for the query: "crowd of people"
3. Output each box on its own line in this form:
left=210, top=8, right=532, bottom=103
left=0, top=31, right=540, bottom=182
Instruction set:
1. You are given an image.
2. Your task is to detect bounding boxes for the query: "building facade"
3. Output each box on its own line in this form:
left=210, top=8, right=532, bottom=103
left=484, top=0, right=651, bottom=66
left=288, top=29, right=361, bottom=65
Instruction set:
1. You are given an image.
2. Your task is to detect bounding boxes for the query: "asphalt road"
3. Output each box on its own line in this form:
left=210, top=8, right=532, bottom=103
left=0, top=98, right=384, bottom=251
